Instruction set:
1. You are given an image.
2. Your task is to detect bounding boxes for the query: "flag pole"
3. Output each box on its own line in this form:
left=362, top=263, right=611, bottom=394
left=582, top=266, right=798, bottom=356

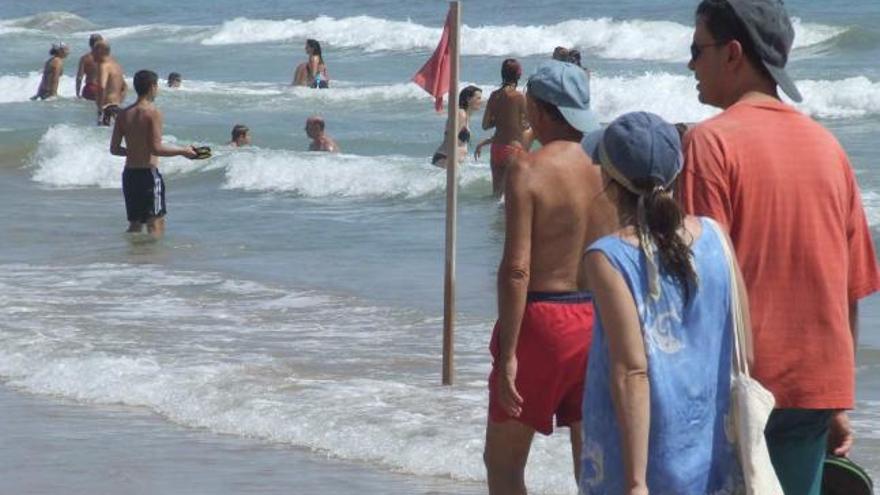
left=442, top=0, right=461, bottom=386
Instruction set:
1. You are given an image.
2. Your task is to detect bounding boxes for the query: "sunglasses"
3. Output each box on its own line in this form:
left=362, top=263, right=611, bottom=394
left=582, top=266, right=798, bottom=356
left=690, top=41, right=726, bottom=61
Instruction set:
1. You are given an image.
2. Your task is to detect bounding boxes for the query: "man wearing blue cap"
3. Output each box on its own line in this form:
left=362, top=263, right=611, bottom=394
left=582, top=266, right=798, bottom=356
left=483, top=60, right=615, bottom=494
left=680, top=1, right=880, bottom=493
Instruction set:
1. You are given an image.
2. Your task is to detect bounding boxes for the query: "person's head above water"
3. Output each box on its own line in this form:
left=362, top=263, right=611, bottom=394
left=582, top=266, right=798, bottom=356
left=501, top=58, right=522, bottom=86
left=525, top=60, right=598, bottom=142
left=567, top=49, right=582, bottom=67
left=230, top=124, right=250, bottom=146
left=167, top=72, right=182, bottom=88
left=50, top=42, right=69, bottom=58
left=305, top=39, right=323, bottom=61
left=88, top=34, right=103, bottom=49
left=458, top=85, right=483, bottom=112
left=689, top=0, right=800, bottom=108
left=305, top=116, right=325, bottom=138
left=92, top=40, right=110, bottom=62
left=133, top=69, right=159, bottom=100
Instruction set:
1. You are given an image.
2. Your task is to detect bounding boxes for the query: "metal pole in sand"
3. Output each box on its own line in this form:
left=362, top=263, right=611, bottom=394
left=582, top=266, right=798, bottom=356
left=442, top=0, right=461, bottom=386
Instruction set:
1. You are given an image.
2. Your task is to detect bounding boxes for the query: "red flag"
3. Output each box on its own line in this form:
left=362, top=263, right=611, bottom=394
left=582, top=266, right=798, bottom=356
left=412, top=9, right=452, bottom=112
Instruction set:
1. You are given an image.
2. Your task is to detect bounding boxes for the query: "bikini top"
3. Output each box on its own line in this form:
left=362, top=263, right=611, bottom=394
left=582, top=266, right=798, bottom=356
left=458, top=127, right=471, bottom=144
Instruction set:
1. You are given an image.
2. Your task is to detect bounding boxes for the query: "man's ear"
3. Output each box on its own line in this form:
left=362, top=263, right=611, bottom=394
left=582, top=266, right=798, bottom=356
left=727, top=39, right=746, bottom=68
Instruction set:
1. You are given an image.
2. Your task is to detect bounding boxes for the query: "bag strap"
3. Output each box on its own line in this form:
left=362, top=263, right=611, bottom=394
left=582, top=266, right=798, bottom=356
left=707, top=218, right=750, bottom=378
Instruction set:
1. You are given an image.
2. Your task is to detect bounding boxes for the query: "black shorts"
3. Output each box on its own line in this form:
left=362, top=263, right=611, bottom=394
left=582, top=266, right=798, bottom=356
left=122, top=168, right=166, bottom=223
left=100, top=104, right=121, bottom=126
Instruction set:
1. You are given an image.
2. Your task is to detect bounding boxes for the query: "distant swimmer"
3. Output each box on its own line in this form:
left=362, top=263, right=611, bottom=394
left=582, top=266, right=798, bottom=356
left=94, top=40, right=128, bottom=126
left=75, top=34, right=102, bottom=100
left=293, top=39, right=329, bottom=88
left=167, top=72, right=182, bottom=88
left=431, top=85, right=482, bottom=168
left=31, top=42, right=69, bottom=100
left=228, top=124, right=251, bottom=147
left=475, top=59, right=528, bottom=196
left=305, top=116, right=339, bottom=153
left=110, top=70, right=198, bottom=238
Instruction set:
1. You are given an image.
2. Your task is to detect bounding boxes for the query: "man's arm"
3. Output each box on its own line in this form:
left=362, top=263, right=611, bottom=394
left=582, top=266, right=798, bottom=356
left=495, top=157, right=533, bottom=417
left=95, top=63, right=108, bottom=110
left=149, top=111, right=197, bottom=158
left=109, top=114, right=126, bottom=157
left=585, top=250, right=649, bottom=495
left=75, top=56, right=85, bottom=97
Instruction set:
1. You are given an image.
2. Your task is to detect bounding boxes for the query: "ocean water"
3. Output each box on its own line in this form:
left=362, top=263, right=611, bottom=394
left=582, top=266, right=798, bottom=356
left=0, top=1, right=878, bottom=493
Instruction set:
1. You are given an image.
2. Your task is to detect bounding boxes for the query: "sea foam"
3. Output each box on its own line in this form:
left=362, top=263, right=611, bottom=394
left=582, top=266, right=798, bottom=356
left=200, top=15, right=846, bottom=61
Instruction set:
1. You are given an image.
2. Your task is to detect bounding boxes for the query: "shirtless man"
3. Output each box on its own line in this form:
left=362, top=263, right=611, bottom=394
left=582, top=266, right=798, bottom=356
left=476, top=58, right=528, bottom=196
left=110, top=70, right=197, bottom=238
left=75, top=34, right=102, bottom=100
left=31, top=43, right=69, bottom=100
left=94, top=41, right=128, bottom=126
left=483, top=60, right=613, bottom=495
left=305, top=116, right=340, bottom=153
left=228, top=124, right=251, bottom=147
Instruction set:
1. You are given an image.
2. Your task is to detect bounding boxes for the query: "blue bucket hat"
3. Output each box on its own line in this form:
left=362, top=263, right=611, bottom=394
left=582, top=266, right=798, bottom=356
left=527, top=60, right=599, bottom=133
left=582, top=111, right=684, bottom=300
left=581, top=111, right=682, bottom=195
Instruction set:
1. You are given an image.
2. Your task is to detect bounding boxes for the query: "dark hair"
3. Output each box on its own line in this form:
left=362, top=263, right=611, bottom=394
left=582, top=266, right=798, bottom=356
left=552, top=46, right=569, bottom=61
left=458, top=85, right=481, bottom=110
left=306, top=39, right=324, bottom=64
left=306, top=117, right=325, bottom=131
left=567, top=49, right=582, bottom=67
left=89, top=34, right=103, bottom=48
left=696, top=0, right=772, bottom=80
left=501, top=58, right=521, bottom=85
left=616, top=177, right=697, bottom=299
left=133, top=70, right=158, bottom=96
left=168, top=72, right=181, bottom=82
left=231, top=124, right=249, bottom=139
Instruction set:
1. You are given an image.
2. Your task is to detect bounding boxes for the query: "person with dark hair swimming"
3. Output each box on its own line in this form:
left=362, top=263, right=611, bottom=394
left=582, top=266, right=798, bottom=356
left=110, top=70, right=198, bottom=239
left=293, top=39, right=329, bottom=88
left=167, top=72, right=182, bottom=88
left=474, top=58, right=529, bottom=196
left=431, top=85, right=482, bottom=168
left=305, top=116, right=339, bottom=153
left=76, top=34, right=102, bottom=100
left=228, top=124, right=251, bottom=147
left=31, top=42, right=69, bottom=100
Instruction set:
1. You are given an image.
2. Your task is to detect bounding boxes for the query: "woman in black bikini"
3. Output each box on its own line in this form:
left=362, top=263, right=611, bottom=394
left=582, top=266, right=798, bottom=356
left=432, top=85, right=482, bottom=168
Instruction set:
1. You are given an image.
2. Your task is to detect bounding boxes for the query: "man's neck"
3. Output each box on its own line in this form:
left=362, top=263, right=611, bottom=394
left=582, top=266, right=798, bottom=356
left=136, top=97, right=153, bottom=107
left=722, top=76, right=780, bottom=109
left=537, top=125, right=582, bottom=144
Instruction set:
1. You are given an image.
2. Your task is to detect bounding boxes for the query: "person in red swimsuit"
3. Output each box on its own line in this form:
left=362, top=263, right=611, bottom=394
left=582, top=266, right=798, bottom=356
left=475, top=59, right=529, bottom=197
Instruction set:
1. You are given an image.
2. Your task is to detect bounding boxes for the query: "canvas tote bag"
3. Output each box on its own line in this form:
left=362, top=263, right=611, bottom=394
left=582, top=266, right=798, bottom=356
left=710, top=219, right=783, bottom=495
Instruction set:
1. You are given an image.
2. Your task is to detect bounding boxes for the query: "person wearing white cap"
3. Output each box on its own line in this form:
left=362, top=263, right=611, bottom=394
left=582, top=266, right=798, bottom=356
left=681, top=1, right=880, bottom=494
left=31, top=42, right=69, bottom=100
left=483, top=60, right=615, bottom=494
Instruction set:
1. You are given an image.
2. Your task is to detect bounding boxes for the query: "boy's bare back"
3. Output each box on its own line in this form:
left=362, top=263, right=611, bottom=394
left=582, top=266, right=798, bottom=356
left=116, top=103, right=160, bottom=168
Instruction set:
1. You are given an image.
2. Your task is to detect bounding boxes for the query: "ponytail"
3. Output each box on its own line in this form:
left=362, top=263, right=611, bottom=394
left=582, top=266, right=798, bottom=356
left=622, top=178, right=698, bottom=300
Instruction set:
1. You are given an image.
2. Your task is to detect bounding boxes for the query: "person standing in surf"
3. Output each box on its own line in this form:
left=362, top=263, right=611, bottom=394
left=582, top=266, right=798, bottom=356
left=94, top=40, right=128, bottom=126
left=75, top=34, right=102, bottom=101
left=679, top=1, right=880, bottom=493
left=31, top=42, right=69, bottom=100
left=483, top=60, right=614, bottom=494
left=305, top=116, right=340, bottom=153
left=474, top=59, right=529, bottom=197
left=432, top=85, right=482, bottom=168
left=292, top=39, right=329, bottom=88
left=110, top=70, right=198, bottom=238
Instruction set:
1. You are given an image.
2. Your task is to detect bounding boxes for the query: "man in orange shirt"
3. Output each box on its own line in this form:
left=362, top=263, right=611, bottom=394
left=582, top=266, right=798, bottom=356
left=679, top=1, right=880, bottom=494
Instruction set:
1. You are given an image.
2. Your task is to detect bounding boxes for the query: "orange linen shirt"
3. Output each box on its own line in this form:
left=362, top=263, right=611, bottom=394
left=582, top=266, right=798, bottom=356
left=680, top=98, right=880, bottom=409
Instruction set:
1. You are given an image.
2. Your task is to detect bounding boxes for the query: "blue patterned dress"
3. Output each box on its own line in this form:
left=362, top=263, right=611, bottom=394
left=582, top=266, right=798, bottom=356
left=580, top=218, right=742, bottom=495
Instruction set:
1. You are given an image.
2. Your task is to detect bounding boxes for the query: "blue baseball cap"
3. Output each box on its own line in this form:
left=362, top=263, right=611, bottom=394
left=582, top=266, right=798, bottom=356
left=581, top=112, right=682, bottom=193
left=527, top=60, right=599, bottom=133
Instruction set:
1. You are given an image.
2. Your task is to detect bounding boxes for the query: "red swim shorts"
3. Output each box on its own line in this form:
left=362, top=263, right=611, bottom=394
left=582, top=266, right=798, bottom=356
left=81, top=82, right=99, bottom=101
left=488, top=292, right=594, bottom=435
